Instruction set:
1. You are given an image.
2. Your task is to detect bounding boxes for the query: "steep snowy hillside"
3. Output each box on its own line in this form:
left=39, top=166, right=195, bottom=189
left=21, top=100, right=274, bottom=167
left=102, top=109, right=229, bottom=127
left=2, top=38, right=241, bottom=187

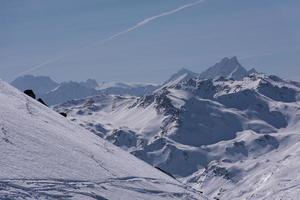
left=0, top=80, right=206, bottom=200
left=56, top=73, right=300, bottom=199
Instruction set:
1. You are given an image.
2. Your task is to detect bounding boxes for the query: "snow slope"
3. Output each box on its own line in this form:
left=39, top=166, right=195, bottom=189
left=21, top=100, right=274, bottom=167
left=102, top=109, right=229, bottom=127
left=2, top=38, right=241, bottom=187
left=0, top=80, right=206, bottom=200
left=56, top=73, right=300, bottom=199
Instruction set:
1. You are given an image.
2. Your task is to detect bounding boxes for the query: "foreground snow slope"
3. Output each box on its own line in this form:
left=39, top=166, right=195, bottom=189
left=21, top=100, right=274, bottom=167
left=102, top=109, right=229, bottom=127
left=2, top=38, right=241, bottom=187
left=0, top=81, right=205, bottom=200
left=56, top=73, right=300, bottom=199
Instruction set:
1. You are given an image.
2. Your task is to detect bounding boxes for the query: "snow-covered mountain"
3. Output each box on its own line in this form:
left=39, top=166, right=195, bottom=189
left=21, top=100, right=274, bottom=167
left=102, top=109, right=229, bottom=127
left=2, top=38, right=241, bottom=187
left=55, top=72, right=300, bottom=199
left=41, top=81, right=98, bottom=105
left=199, top=56, right=255, bottom=80
left=0, top=80, right=205, bottom=200
left=98, top=82, right=158, bottom=96
left=163, top=68, right=198, bottom=87
left=162, top=57, right=256, bottom=89
left=11, top=57, right=256, bottom=106
left=11, top=75, right=59, bottom=96
left=11, top=75, right=99, bottom=105
left=11, top=75, right=158, bottom=105
left=80, top=78, right=99, bottom=89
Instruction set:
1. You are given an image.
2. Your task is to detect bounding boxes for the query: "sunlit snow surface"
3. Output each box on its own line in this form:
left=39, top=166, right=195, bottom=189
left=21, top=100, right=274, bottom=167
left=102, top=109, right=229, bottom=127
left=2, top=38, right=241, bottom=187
left=0, top=81, right=206, bottom=200
left=56, top=74, right=300, bottom=199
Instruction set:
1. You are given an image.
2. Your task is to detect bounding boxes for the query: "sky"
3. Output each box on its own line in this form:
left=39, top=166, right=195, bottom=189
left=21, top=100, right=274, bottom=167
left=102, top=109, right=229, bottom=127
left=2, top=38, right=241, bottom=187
left=1, top=0, right=300, bottom=83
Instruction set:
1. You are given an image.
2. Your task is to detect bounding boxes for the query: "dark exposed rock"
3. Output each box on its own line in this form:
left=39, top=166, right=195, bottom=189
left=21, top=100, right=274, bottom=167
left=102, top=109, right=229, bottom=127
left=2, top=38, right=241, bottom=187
left=154, top=89, right=178, bottom=116
left=255, top=134, right=279, bottom=149
left=24, top=89, right=36, bottom=99
left=155, top=166, right=177, bottom=180
left=59, top=112, right=67, bottom=117
left=258, top=80, right=296, bottom=102
left=226, top=141, right=248, bottom=157
left=130, top=95, right=155, bottom=108
left=37, top=98, right=48, bottom=107
left=195, top=79, right=217, bottom=99
left=106, top=129, right=139, bottom=149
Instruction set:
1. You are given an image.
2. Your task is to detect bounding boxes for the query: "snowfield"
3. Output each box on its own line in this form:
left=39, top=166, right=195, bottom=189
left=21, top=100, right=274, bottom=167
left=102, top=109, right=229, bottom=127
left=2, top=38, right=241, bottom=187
left=0, top=81, right=206, bottom=200
left=56, top=72, right=300, bottom=199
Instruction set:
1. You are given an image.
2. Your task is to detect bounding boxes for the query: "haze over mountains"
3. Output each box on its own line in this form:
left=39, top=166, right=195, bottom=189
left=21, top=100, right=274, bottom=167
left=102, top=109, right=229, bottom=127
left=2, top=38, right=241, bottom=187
left=12, top=75, right=158, bottom=105
left=11, top=57, right=256, bottom=105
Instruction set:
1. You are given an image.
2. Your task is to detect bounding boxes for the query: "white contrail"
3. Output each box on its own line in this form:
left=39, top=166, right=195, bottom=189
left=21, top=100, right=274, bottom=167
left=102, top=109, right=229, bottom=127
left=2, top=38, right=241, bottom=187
left=97, top=0, right=204, bottom=44
left=15, top=0, right=204, bottom=77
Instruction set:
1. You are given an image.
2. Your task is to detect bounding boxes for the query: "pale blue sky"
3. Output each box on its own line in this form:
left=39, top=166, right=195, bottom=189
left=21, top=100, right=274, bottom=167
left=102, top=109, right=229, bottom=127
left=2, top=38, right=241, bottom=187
left=1, top=0, right=299, bottom=83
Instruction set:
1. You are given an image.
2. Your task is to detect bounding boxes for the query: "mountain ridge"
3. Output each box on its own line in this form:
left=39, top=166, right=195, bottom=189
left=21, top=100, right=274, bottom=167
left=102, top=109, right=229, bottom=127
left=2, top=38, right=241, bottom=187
left=11, top=76, right=159, bottom=105
left=55, top=72, right=300, bottom=199
left=11, top=57, right=257, bottom=105
left=199, top=56, right=254, bottom=80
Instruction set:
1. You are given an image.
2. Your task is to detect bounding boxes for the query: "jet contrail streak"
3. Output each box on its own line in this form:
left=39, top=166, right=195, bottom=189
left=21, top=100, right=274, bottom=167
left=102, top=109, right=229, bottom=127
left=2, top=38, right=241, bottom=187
left=15, top=0, right=204, bottom=77
left=97, top=0, right=204, bottom=44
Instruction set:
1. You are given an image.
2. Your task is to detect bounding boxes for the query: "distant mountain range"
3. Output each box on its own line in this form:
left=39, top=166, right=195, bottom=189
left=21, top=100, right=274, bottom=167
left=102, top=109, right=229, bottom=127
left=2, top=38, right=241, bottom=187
left=55, top=70, right=300, bottom=199
left=11, top=74, right=59, bottom=96
left=7, top=56, right=300, bottom=199
left=11, top=76, right=158, bottom=105
left=11, top=57, right=257, bottom=105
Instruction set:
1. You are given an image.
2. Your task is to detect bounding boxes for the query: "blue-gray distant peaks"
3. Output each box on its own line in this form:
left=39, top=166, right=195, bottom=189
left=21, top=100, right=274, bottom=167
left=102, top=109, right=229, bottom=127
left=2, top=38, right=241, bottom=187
left=199, top=56, right=251, bottom=80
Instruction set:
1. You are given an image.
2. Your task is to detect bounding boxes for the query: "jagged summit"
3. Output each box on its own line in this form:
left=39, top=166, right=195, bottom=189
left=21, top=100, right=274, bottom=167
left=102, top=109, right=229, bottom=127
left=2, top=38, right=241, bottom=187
left=177, top=67, right=194, bottom=74
left=248, top=67, right=258, bottom=75
left=163, top=67, right=198, bottom=87
left=163, top=57, right=259, bottom=88
left=199, top=56, right=249, bottom=80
